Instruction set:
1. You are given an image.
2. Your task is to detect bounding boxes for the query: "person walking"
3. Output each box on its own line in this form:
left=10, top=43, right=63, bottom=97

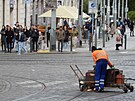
left=63, top=26, right=69, bottom=51
left=57, top=26, right=65, bottom=52
left=91, top=46, right=113, bottom=92
left=0, top=25, right=7, bottom=52
left=17, top=28, right=27, bottom=55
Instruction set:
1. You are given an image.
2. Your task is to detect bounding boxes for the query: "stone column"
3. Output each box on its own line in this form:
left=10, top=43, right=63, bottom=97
left=0, top=0, right=3, bottom=28
left=5, top=0, right=10, bottom=25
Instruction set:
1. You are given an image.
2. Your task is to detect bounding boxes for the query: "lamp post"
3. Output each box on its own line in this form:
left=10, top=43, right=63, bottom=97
left=125, top=0, right=128, bottom=19
left=24, top=0, right=27, bottom=26
left=50, top=8, right=56, bottom=51
left=78, top=0, right=83, bottom=47
left=107, top=0, right=110, bottom=30
left=95, top=0, right=98, bottom=47
left=118, top=0, right=120, bottom=18
left=102, top=0, right=105, bottom=47
left=122, top=0, right=124, bottom=21
left=114, top=0, right=117, bottom=32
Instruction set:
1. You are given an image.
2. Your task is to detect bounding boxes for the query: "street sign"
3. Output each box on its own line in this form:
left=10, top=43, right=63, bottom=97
left=88, top=0, right=97, bottom=14
left=91, top=3, right=96, bottom=8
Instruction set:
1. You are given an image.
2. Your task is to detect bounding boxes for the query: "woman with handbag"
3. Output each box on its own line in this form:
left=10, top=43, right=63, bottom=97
left=115, top=27, right=122, bottom=50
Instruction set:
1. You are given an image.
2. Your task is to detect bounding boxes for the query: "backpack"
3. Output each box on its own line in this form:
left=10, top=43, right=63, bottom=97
left=18, top=32, right=26, bottom=42
left=32, top=30, right=38, bottom=38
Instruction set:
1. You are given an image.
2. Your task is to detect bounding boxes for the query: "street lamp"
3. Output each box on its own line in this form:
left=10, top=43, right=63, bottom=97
left=118, top=0, right=120, bottom=18
left=24, top=0, right=27, bottom=26
left=114, top=0, right=117, bottom=32
left=78, top=0, right=83, bottom=47
left=125, top=0, right=128, bottom=19
left=102, top=0, right=105, bottom=47
left=122, top=0, right=124, bottom=21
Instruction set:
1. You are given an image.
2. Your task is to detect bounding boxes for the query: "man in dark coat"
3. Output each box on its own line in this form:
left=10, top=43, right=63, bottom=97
left=31, top=26, right=39, bottom=52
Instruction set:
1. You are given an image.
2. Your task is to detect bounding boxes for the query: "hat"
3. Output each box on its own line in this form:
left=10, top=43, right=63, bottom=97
left=92, top=46, right=97, bottom=52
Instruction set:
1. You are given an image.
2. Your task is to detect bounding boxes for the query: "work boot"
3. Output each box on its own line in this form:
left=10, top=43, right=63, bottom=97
left=98, top=88, right=104, bottom=92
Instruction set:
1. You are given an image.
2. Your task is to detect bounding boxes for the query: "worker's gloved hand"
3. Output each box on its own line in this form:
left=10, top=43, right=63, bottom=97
left=111, top=65, right=115, bottom=69
left=93, top=64, right=96, bottom=68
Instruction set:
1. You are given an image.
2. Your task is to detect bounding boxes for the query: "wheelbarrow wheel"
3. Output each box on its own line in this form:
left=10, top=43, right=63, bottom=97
left=125, top=83, right=134, bottom=92
left=79, top=83, right=87, bottom=91
left=129, top=86, right=134, bottom=92
left=123, top=86, right=128, bottom=93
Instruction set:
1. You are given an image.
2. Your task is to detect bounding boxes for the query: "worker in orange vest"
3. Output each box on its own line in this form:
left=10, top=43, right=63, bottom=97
left=92, top=46, right=113, bottom=92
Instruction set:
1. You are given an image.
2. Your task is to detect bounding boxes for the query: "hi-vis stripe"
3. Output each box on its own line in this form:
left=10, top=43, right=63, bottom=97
left=95, top=81, right=99, bottom=83
left=95, top=84, right=99, bottom=86
left=100, top=82, right=104, bottom=84
left=100, top=79, right=104, bottom=82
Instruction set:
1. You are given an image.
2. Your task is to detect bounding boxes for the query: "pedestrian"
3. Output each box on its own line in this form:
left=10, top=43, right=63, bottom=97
left=129, top=21, right=134, bottom=37
left=63, top=25, right=69, bottom=51
left=110, top=23, right=115, bottom=37
left=5, top=25, right=14, bottom=53
left=115, top=27, right=122, bottom=50
left=85, top=20, right=92, bottom=43
left=31, top=26, right=39, bottom=52
left=57, top=26, right=65, bottom=52
left=105, top=24, right=110, bottom=41
left=13, top=25, right=20, bottom=52
left=29, top=25, right=34, bottom=52
left=17, top=28, right=27, bottom=55
left=46, top=24, right=51, bottom=48
left=120, top=25, right=125, bottom=46
left=71, top=26, right=79, bottom=48
left=23, top=26, right=30, bottom=50
left=0, top=25, right=7, bottom=52
left=91, top=46, right=113, bottom=92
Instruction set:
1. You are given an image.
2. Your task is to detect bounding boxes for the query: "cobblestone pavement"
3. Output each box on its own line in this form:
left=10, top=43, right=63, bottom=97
left=0, top=27, right=135, bottom=101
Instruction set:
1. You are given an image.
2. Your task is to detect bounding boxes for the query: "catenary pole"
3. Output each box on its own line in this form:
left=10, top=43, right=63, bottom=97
left=114, top=0, right=117, bottom=31
left=122, top=0, right=124, bottom=21
left=125, top=0, right=128, bottom=19
left=102, top=0, right=105, bottom=47
left=78, top=0, right=83, bottom=47
left=118, top=0, right=120, bottom=18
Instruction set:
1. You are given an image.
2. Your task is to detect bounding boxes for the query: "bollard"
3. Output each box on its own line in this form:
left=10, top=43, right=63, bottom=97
left=70, top=34, right=72, bottom=52
left=124, top=34, right=127, bottom=50
left=89, top=36, right=91, bottom=51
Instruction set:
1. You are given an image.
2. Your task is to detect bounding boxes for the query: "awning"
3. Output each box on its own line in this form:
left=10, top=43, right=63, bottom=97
left=39, top=6, right=90, bottom=19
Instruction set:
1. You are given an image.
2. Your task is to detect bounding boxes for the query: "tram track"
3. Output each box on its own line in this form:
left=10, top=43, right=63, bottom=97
left=66, top=80, right=135, bottom=101
left=0, top=78, right=12, bottom=93
left=1, top=75, right=46, bottom=101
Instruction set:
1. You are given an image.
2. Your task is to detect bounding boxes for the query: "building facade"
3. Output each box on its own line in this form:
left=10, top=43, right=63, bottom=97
left=31, top=0, right=79, bottom=26
left=0, top=0, right=31, bottom=29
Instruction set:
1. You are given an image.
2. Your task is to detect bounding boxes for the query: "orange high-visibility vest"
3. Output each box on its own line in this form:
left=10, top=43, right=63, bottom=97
left=92, top=50, right=112, bottom=66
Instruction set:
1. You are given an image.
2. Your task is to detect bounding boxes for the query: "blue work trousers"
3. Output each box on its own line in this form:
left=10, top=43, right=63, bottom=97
left=95, top=59, right=108, bottom=90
